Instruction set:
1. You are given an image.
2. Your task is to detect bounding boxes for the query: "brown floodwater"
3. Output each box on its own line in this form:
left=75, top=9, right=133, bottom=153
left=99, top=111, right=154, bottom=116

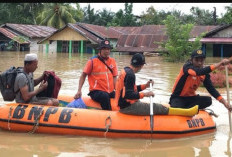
left=0, top=51, right=231, bottom=157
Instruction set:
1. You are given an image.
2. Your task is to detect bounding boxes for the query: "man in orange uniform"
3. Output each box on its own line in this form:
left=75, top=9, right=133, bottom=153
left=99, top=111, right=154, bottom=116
left=74, top=39, right=118, bottom=110
left=115, top=53, right=198, bottom=116
left=169, top=49, right=232, bottom=111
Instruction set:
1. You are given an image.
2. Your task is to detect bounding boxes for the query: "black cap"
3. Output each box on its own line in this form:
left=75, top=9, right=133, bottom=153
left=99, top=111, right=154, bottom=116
left=97, top=39, right=113, bottom=50
left=191, top=49, right=206, bottom=58
left=131, top=53, right=146, bottom=67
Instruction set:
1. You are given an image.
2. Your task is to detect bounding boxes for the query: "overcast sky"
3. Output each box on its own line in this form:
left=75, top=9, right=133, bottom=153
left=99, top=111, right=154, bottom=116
left=79, top=3, right=232, bottom=17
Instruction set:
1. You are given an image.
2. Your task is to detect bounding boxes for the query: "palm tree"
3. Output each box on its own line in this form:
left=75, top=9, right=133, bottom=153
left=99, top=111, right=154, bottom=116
left=36, top=3, right=76, bottom=29
left=17, top=3, right=44, bottom=24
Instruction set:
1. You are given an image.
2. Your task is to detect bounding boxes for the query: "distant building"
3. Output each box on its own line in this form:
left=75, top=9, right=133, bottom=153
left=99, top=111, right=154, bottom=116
left=2, top=22, right=232, bottom=57
left=113, top=25, right=218, bottom=54
left=189, top=24, right=232, bottom=57
left=0, top=23, right=57, bottom=52
left=37, top=23, right=121, bottom=54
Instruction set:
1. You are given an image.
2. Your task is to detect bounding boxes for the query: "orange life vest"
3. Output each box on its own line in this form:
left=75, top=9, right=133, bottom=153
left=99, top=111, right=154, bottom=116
left=88, top=56, right=115, bottom=93
left=115, top=69, right=139, bottom=106
left=172, top=67, right=206, bottom=96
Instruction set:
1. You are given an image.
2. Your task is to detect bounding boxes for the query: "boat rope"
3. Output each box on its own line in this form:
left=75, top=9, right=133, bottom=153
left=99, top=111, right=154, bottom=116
left=29, top=110, right=44, bottom=134
left=104, top=116, right=112, bottom=138
left=204, top=109, right=218, bottom=118
left=7, top=106, right=13, bottom=130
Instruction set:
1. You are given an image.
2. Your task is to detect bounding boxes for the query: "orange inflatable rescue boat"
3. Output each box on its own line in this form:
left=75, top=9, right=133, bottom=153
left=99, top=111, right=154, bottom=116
left=0, top=95, right=216, bottom=139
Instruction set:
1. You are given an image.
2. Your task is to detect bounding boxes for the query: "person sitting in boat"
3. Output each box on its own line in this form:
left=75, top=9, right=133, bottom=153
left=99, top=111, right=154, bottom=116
left=169, top=49, right=232, bottom=111
left=74, top=39, right=118, bottom=110
left=115, top=53, right=198, bottom=116
left=14, top=53, right=59, bottom=106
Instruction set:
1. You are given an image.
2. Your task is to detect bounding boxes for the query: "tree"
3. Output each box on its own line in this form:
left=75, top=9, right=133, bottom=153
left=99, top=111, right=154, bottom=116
left=122, top=3, right=136, bottom=26
left=94, top=9, right=115, bottom=26
left=17, top=3, right=44, bottom=24
left=82, top=4, right=97, bottom=24
left=109, top=3, right=136, bottom=26
left=67, top=3, right=84, bottom=22
left=190, top=7, right=215, bottom=25
left=218, top=4, right=232, bottom=24
left=0, top=3, right=42, bottom=25
left=140, top=6, right=160, bottom=25
left=36, top=3, right=76, bottom=29
left=111, top=9, right=124, bottom=26
left=159, top=15, right=203, bottom=62
left=0, top=3, right=10, bottom=25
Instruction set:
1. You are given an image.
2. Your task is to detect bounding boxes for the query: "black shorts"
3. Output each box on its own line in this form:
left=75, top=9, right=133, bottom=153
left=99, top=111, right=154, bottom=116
left=169, top=95, right=212, bottom=109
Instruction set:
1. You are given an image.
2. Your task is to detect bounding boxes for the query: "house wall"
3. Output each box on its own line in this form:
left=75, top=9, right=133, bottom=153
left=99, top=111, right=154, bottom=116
left=40, top=41, right=57, bottom=53
left=212, top=27, right=232, bottom=37
left=30, top=38, right=41, bottom=52
left=39, top=27, right=90, bottom=53
left=48, top=27, right=88, bottom=41
left=208, top=27, right=232, bottom=57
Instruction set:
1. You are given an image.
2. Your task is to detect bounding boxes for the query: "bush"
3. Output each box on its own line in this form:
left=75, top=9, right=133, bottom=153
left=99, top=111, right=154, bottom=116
left=210, top=65, right=232, bottom=88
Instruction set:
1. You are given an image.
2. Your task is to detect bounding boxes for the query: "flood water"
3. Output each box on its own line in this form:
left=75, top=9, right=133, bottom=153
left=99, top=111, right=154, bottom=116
left=0, top=51, right=231, bottom=157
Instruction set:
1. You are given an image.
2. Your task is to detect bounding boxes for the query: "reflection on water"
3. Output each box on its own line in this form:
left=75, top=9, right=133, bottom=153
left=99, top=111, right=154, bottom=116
left=0, top=130, right=216, bottom=157
left=0, top=51, right=231, bottom=157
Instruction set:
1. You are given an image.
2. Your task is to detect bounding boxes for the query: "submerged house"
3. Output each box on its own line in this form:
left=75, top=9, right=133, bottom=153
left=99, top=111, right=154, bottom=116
left=2, top=22, right=229, bottom=57
left=113, top=25, right=218, bottom=54
left=190, top=24, right=232, bottom=57
left=37, top=23, right=229, bottom=56
left=37, top=23, right=121, bottom=53
left=0, top=23, right=57, bottom=52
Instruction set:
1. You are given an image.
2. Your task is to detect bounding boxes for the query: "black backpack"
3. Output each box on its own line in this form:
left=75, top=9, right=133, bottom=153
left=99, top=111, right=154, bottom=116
left=0, top=66, right=24, bottom=101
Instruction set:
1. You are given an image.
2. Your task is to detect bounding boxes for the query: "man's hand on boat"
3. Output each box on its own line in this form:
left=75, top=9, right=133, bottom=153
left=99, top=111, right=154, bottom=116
left=74, top=91, right=82, bottom=99
left=145, top=79, right=154, bottom=88
left=213, top=58, right=230, bottom=69
left=219, top=98, right=232, bottom=112
left=144, top=91, right=154, bottom=97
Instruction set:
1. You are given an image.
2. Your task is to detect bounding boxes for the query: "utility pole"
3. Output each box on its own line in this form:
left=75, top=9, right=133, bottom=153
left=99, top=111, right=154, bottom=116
left=213, top=7, right=217, bottom=25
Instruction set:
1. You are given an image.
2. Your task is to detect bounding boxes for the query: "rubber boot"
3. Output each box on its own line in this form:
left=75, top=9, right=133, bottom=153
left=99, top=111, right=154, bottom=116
left=168, top=105, right=199, bottom=116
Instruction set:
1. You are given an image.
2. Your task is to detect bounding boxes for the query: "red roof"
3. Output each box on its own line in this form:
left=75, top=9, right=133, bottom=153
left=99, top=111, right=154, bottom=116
left=111, top=26, right=140, bottom=34
left=0, top=28, right=30, bottom=44
left=38, top=23, right=106, bottom=44
left=3, top=23, right=57, bottom=38
left=79, top=23, right=122, bottom=39
left=115, top=25, right=219, bottom=52
left=190, top=26, right=218, bottom=37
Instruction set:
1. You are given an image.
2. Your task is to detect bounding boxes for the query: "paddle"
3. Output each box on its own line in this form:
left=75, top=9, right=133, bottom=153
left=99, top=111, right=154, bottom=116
left=225, top=65, right=232, bottom=133
left=149, top=79, right=154, bottom=139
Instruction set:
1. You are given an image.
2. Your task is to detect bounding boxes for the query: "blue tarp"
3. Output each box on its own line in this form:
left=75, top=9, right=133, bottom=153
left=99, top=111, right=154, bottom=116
left=67, top=98, right=87, bottom=109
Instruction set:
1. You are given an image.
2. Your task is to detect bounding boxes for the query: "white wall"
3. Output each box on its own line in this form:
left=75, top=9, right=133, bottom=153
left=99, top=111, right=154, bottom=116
left=41, top=41, right=57, bottom=53
left=29, top=39, right=41, bottom=52
left=29, top=39, right=57, bottom=53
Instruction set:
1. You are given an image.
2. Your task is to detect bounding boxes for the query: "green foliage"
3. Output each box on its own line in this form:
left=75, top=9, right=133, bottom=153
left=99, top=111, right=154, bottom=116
left=66, top=3, right=84, bottom=22
left=36, top=3, right=76, bottom=29
left=13, top=36, right=29, bottom=43
left=160, top=15, right=203, bottom=62
left=140, top=6, right=160, bottom=25
left=82, top=4, right=97, bottom=24
left=122, top=3, right=136, bottom=26
left=2, top=3, right=232, bottom=27
left=0, top=3, right=43, bottom=25
left=94, top=9, right=115, bottom=26
left=190, top=7, right=216, bottom=25
left=218, top=5, right=232, bottom=24
left=5, top=35, right=29, bottom=50
left=110, top=9, right=124, bottom=26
